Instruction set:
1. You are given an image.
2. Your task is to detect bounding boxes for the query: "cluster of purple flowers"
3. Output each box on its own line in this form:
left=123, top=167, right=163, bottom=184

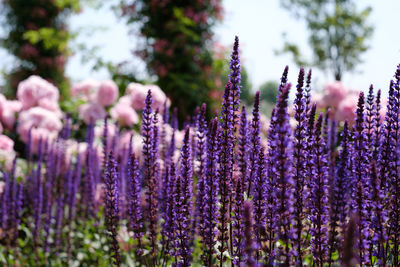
left=1, top=37, right=400, bottom=266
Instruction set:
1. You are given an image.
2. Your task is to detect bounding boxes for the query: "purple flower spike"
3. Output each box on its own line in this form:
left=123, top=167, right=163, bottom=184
left=229, top=36, right=241, bottom=129
left=271, top=83, right=293, bottom=265
left=247, top=91, right=261, bottom=197
left=369, top=162, right=387, bottom=265
left=309, top=114, right=329, bottom=266
left=328, top=121, right=351, bottom=264
left=291, top=68, right=307, bottom=265
left=142, top=90, right=159, bottom=258
left=195, top=104, right=207, bottom=235
left=351, top=92, right=370, bottom=264
left=127, top=153, right=143, bottom=254
left=253, top=147, right=266, bottom=262
left=201, top=118, right=220, bottom=266
left=232, top=106, right=248, bottom=264
left=161, top=162, right=177, bottom=258
left=104, top=151, right=121, bottom=266
left=174, top=128, right=193, bottom=266
left=218, top=81, right=234, bottom=266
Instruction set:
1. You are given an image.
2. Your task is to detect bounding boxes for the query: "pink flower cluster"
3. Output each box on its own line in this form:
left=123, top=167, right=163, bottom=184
left=316, top=81, right=364, bottom=123
left=14, top=76, right=63, bottom=153
left=72, top=79, right=169, bottom=127
left=72, top=79, right=119, bottom=124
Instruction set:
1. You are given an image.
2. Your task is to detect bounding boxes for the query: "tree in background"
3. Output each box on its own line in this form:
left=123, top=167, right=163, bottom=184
left=260, top=81, right=278, bottom=105
left=279, top=0, right=373, bottom=81
left=1, top=0, right=81, bottom=97
left=118, top=0, right=223, bottom=121
left=258, top=80, right=278, bottom=117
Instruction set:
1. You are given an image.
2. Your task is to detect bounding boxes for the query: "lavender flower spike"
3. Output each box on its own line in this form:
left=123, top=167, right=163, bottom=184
left=291, top=68, right=307, bottom=265
left=309, top=114, right=329, bottom=267
left=202, top=118, right=220, bottom=266
left=173, top=128, right=193, bottom=266
left=229, top=36, right=241, bottom=129
left=272, top=83, right=293, bottom=265
left=104, top=151, right=121, bottom=266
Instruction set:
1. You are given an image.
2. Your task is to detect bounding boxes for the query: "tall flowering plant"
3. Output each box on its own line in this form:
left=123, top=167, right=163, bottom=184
left=1, top=37, right=400, bottom=266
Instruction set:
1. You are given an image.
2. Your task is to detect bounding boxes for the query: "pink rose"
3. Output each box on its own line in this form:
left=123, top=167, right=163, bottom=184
left=79, top=103, right=107, bottom=124
left=17, top=107, right=62, bottom=142
left=110, top=101, right=139, bottom=127
left=126, top=82, right=168, bottom=111
left=71, top=79, right=99, bottom=101
left=1, top=100, right=22, bottom=129
left=335, top=94, right=360, bottom=123
left=322, top=81, right=348, bottom=108
left=118, top=95, right=131, bottom=105
left=311, top=93, right=325, bottom=109
left=97, top=80, right=119, bottom=106
left=17, top=75, right=59, bottom=110
left=126, top=82, right=148, bottom=110
left=0, top=135, right=14, bottom=151
left=37, top=98, right=62, bottom=117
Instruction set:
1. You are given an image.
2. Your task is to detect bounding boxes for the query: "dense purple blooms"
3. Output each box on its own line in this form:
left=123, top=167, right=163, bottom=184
left=174, top=128, right=193, bottom=266
left=142, top=90, right=159, bottom=258
left=229, top=35, right=241, bottom=130
left=195, top=104, right=208, bottom=236
left=328, top=121, right=351, bottom=263
left=201, top=118, right=220, bottom=266
left=247, top=91, right=261, bottom=197
left=271, top=83, right=293, bottom=265
left=217, top=81, right=234, bottom=266
left=104, top=151, right=121, bottom=266
left=4, top=37, right=400, bottom=267
left=351, top=92, right=370, bottom=264
left=309, top=114, right=329, bottom=266
left=127, top=153, right=143, bottom=252
left=291, top=68, right=307, bottom=265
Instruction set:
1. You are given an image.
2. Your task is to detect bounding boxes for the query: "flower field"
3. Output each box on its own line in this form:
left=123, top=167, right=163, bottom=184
left=0, top=37, right=399, bottom=266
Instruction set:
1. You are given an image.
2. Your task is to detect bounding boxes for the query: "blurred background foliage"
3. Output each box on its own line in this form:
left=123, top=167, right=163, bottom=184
left=0, top=0, right=82, bottom=98
left=279, top=0, right=373, bottom=81
left=0, top=0, right=375, bottom=119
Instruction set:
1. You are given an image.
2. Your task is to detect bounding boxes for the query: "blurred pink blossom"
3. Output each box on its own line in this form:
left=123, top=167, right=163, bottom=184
left=37, top=98, right=62, bottom=118
left=97, top=80, right=119, bottom=106
left=17, top=107, right=63, bottom=142
left=79, top=103, right=107, bottom=124
left=1, top=101, right=20, bottom=129
left=126, top=82, right=168, bottom=110
left=335, top=94, right=359, bottom=123
left=126, top=82, right=148, bottom=110
left=71, top=79, right=99, bottom=101
left=321, top=81, right=348, bottom=108
left=110, top=101, right=139, bottom=127
left=0, top=135, right=14, bottom=151
left=17, top=75, right=59, bottom=110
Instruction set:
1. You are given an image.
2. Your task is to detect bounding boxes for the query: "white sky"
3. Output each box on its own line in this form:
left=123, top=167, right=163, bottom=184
left=64, top=0, right=400, bottom=96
